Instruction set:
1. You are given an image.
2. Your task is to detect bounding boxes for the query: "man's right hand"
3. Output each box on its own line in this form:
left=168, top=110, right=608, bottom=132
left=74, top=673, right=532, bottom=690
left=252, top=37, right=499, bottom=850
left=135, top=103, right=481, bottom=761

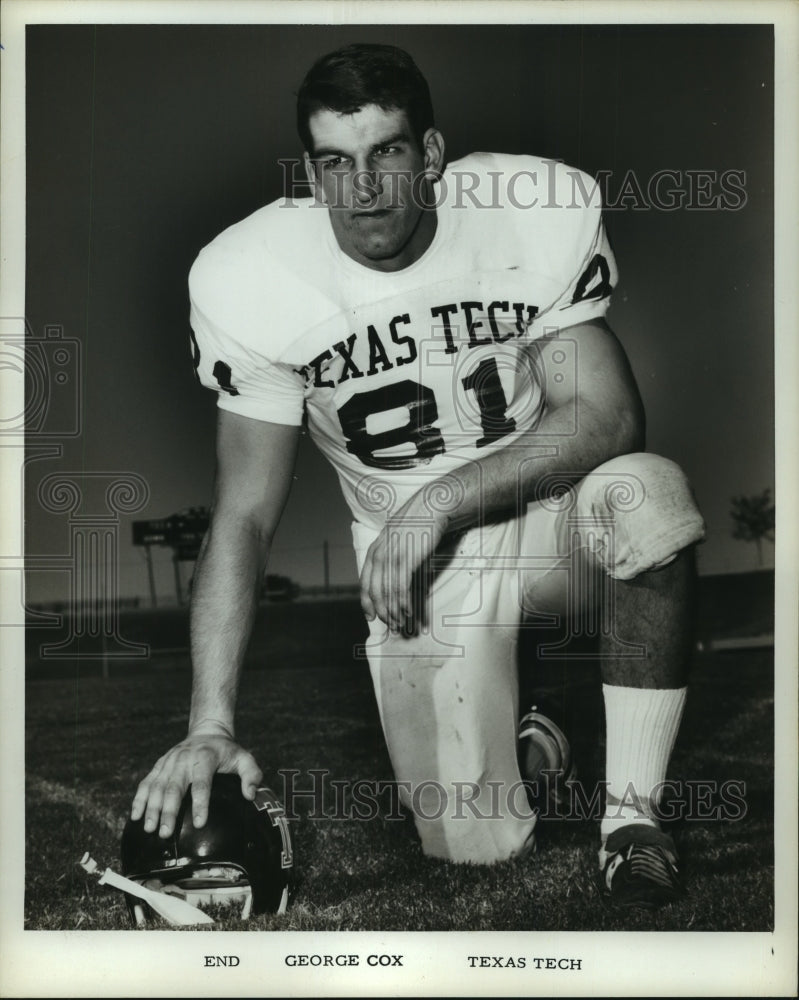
left=130, top=723, right=263, bottom=839
left=131, top=413, right=299, bottom=841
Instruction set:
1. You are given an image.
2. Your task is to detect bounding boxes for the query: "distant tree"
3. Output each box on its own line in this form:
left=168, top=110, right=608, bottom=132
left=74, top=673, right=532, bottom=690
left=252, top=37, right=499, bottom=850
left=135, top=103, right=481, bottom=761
left=730, top=488, right=775, bottom=567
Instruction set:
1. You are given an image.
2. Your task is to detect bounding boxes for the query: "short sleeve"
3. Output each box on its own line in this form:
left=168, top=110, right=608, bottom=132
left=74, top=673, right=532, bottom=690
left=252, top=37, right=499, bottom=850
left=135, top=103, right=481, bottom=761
left=188, top=254, right=306, bottom=426
left=553, top=215, right=618, bottom=327
left=531, top=169, right=619, bottom=334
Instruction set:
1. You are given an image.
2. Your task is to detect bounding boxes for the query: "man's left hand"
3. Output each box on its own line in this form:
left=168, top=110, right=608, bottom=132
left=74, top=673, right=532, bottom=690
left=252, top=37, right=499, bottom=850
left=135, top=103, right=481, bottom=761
left=360, top=498, right=446, bottom=632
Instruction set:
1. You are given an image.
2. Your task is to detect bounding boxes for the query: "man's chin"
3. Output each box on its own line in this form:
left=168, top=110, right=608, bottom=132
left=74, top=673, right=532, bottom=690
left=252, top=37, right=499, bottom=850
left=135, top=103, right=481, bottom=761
left=353, top=237, right=404, bottom=263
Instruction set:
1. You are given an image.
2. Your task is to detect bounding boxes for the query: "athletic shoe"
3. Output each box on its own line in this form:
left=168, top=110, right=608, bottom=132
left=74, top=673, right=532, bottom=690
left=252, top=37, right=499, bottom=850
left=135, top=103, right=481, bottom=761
left=518, top=703, right=577, bottom=815
left=598, top=823, right=683, bottom=909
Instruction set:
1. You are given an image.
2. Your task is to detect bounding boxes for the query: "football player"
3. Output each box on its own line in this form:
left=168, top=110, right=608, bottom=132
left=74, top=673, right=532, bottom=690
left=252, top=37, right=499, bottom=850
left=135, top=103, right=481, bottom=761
left=131, top=43, right=705, bottom=909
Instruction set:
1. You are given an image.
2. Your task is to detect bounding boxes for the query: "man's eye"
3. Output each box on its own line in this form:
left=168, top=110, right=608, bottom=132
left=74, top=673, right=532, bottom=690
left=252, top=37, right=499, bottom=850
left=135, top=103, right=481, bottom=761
left=319, top=157, right=347, bottom=171
left=375, top=146, right=400, bottom=156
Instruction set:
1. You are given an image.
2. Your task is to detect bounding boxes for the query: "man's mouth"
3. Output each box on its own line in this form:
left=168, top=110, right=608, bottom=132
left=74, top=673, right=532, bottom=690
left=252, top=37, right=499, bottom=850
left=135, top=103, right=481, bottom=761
left=353, top=208, right=391, bottom=219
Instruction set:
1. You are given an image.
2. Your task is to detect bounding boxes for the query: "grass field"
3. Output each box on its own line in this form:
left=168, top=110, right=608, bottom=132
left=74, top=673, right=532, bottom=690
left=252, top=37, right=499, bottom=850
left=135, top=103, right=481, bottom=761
left=24, top=572, right=775, bottom=932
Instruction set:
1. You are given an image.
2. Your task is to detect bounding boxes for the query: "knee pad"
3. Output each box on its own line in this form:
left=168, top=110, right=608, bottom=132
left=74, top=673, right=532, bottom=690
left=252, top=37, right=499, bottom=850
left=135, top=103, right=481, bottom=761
left=576, top=453, right=705, bottom=580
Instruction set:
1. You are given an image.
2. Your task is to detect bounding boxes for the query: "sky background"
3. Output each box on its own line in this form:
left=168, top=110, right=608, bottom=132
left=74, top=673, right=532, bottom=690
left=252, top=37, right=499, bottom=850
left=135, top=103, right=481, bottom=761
left=23, top=22, right=775, bottom=603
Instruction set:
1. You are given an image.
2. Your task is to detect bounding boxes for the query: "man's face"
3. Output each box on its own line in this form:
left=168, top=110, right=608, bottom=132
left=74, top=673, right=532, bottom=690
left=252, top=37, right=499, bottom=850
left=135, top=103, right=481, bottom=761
left=304, top=104, right=444, bottom=273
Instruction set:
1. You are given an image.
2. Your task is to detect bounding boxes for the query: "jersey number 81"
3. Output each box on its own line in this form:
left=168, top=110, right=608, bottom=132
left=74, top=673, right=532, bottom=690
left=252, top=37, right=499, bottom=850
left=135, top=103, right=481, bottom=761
left=336, top=358, right=517, bottom=469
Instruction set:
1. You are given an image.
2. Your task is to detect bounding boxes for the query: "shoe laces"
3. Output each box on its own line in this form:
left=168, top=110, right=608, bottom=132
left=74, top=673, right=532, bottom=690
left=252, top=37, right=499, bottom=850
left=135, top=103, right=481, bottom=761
left=620, top=841, right=679, bottom=890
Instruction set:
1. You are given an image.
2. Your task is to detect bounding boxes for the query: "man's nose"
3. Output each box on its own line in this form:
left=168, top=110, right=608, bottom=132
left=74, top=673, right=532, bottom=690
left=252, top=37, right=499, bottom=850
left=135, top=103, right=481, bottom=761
left=352, top=167, right=383, bottom=205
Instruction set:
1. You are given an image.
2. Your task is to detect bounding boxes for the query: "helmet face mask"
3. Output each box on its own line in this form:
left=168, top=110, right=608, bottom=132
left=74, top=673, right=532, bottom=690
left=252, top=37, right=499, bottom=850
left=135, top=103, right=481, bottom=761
left=121, top=776, right=292, bottom=926
left=138, top=866, right=256, bottom=923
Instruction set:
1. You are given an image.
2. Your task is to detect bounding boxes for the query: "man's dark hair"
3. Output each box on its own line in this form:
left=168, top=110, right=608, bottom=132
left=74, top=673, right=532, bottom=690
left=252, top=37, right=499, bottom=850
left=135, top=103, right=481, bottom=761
left=297, top=43, right=435, bottom=152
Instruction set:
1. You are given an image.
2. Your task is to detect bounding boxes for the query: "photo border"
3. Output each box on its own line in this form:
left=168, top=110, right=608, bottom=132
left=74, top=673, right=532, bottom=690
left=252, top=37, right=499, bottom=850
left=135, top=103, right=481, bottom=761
left=1, top=1, right=796, bottom=996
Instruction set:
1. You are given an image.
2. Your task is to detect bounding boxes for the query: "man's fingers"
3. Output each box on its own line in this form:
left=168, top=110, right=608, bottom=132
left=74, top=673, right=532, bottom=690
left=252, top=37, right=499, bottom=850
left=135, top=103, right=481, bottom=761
left=131, top=736, right=266, bottom=841
left=370, top=547, right=392, bottom=629
left=130, top=777, right=152, bottom=821
left=386, top=528, right=415, bottom=632
left=395, top=536, right=413, bottom=622
left=359, top=548, right=377, bottom=621
left=361, top=528, right=417, bottom=631
left=360, top=570, right=377, bottom=621
left=393, top=538, right=414, bottom=628
left=130, top=752, right=169, bottom=821
left=189, top=750, right=219, bottom=827
left=158, top=778, right=190, bottom=838
left=132, top=744, right=213, bottom=834
left=142, top=781, right=165, bottom=835
left=237, top=753, right=264, bottom=800
left=383, top=530, right=399, bottom=629
left=189, top=780, right=212, bottom=828
left=363, top=539, right=391, bottom=628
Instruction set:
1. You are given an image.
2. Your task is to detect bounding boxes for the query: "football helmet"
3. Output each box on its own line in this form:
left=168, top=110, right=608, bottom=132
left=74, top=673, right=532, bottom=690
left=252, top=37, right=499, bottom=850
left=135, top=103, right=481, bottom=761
left=121, top=774, right=293, bottom=925
left=518, top=702, right=578, bottom=814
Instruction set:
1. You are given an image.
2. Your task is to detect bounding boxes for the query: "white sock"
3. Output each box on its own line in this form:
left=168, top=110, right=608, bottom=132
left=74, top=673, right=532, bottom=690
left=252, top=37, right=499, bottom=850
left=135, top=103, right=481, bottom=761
left=601, top=684, right=687, bottom=842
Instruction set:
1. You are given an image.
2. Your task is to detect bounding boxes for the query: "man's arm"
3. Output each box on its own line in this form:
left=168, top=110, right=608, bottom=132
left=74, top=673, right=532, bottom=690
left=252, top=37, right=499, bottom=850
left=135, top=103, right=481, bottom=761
left=130, top=410, right=301, bottom=836
left=360, top=319, right=645, bottom=630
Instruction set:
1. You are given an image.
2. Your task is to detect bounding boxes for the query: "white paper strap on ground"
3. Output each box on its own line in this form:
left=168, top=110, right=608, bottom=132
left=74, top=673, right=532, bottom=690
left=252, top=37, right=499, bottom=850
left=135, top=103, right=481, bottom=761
left=78, top=853, right=214, bottom=925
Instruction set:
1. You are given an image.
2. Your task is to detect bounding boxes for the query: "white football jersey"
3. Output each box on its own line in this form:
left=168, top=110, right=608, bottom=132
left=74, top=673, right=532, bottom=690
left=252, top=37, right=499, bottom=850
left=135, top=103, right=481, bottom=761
left=189, top=153, right=618, bottom=531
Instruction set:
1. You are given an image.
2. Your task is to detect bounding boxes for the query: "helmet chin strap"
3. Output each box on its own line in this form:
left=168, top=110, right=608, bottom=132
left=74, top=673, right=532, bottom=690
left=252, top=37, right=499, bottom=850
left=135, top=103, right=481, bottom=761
left=78, top=853, right=214, bottom=926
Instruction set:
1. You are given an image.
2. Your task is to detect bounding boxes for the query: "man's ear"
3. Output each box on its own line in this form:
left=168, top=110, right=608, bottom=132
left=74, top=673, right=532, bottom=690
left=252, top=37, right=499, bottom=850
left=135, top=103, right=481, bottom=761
left=422, top=128, right=446, bottom=180
left=303, top=151, right=325, bottom=203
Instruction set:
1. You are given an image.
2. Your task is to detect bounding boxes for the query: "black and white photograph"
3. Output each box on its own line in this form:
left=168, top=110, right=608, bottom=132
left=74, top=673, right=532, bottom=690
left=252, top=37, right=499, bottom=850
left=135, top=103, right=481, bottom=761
left=1, top=0, right=797, bottom=996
